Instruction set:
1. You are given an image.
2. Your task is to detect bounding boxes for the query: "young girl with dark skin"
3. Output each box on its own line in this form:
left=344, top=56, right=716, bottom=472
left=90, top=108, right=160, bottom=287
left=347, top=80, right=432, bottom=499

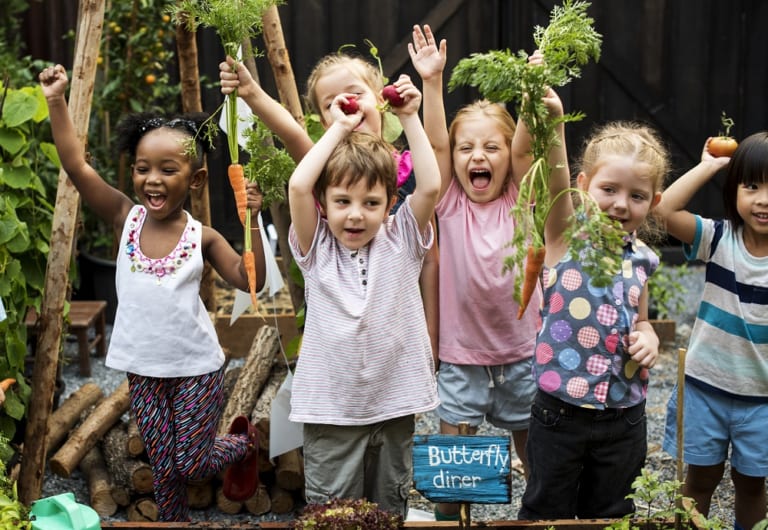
left=40, top=63, right=266, bottom=521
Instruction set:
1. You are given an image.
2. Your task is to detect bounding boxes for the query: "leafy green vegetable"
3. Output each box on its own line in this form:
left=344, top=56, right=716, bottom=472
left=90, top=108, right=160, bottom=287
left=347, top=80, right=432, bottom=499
left=449, top=1, right=625, bottom=301
left=293, top=498, right=401, bottom=530
left=242, top=116, right=295, bottom=209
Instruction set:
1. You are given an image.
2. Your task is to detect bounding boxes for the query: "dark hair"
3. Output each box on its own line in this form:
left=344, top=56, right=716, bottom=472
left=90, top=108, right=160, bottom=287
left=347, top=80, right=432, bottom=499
left=314, top=132, right=397, bottom=206
left=722, top=131, right=768, bottom=228
left=114, top=112, right=212, bottom=169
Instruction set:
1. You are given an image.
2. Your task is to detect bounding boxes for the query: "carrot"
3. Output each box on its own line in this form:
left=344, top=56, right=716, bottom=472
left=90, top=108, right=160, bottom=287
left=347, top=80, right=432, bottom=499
left=0, top=378, right=16, bottom=392
left=517, top=245, right=546, bottom=320
left=243, top=250, right=258, bottom=310
left=229, top=164, right=247, bottom=226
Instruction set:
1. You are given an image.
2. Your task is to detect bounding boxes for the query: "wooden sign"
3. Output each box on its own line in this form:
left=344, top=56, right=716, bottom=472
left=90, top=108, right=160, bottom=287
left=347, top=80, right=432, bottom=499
left=412, top=435, right=511, bottom=504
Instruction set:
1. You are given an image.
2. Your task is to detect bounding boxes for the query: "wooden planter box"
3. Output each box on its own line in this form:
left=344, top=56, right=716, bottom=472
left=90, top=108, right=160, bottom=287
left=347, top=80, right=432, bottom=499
left=216, top=312, right=299, bottom=358
left=650, top=319, right=677, bottom=345
left=99, top=518, right=700, bottom=529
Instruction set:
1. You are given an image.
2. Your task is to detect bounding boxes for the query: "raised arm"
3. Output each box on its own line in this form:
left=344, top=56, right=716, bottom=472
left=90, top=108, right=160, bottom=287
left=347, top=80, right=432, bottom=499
left=39, top=64, right=133, bottom=234
left=388, top=75, right=441, bottom=231
left=409, top=25, right=451, bottom=200
left=288, top=96, right=360, bottom=255
left=656, top=140, right=730, bottom=245
left=220, top=56, right=314, bottom=163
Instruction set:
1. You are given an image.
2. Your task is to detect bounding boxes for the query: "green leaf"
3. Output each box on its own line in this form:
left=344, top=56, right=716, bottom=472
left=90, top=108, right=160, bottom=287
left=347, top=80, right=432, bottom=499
left=1, top=89, right=38, bottom=128
left=0, top=128, right=25, bottom=156
left=0, top=164, right=43, bottom=193
left=381, top=112, right=403, bottom=144
left=39, top=142, right=61, bottom=168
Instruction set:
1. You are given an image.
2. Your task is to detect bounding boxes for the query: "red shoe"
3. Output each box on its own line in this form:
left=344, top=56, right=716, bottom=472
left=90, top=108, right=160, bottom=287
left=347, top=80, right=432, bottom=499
left=222, top=415, right=259, bottom=501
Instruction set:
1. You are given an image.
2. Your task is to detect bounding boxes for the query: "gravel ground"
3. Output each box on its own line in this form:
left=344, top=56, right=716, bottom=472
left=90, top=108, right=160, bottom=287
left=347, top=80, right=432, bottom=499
left=41, top=264, right=742, bottom=525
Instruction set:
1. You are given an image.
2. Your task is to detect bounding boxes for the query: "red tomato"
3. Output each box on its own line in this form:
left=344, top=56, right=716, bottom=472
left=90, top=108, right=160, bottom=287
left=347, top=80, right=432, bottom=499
left=708, top=136, right=738, bottom=158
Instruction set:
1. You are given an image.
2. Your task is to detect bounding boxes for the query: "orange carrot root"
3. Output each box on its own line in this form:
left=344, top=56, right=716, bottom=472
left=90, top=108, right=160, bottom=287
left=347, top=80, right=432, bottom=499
left=0, top=378, right=16, bottom=392
left=228, top=164, right=247, bottom=226
left=517, top=245, right=546, bottom=320
left=244, top=251, right=258, bottom=310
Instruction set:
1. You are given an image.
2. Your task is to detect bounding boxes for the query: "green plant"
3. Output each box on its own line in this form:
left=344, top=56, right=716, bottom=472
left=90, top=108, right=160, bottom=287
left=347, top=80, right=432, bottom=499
left=0, top=77, right=59, bottom=440
left=603, top=469, right=724, bottom=530
left=242, top=116, right=295, bottom=209
left=293, top=498, right=402, bottom=530
left=0, top=434, right=30, bottom=529
left=448, top=1, right=621, bottom=309
left=647, top=262, right=690, bottom=320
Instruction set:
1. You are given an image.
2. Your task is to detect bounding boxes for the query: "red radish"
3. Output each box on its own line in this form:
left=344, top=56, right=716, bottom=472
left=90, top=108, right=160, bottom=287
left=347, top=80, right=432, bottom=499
left=382, top=85, right=405, bottom=107
left=341, top=96, right=359, bottom=115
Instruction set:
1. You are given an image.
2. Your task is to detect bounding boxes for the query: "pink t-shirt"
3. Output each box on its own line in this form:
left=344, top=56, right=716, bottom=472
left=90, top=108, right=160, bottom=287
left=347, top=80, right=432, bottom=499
left=436, top=178, right=541, bottom=365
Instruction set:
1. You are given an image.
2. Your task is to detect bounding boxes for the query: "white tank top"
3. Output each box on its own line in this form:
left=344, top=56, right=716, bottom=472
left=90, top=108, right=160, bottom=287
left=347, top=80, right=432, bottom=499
left=106, top=205, right=224, bottom=377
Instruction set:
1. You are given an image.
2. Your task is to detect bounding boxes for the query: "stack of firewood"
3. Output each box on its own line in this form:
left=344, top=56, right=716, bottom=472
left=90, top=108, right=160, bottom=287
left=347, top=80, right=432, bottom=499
left=45, top=325, right=304, bottom=522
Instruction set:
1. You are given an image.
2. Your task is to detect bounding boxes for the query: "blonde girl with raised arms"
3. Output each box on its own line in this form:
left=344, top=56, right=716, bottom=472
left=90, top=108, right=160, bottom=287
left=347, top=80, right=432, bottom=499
left=40, top=64, right=266, bottom=522
left=519, top=119, right=668, bottom=519
left=659, top=133, right=768, bottom=530
left=286, top=74, right=440, bottom=517
left=409, top=24, right=541, bottom=520
left=219, top=52, right=440, bottom=362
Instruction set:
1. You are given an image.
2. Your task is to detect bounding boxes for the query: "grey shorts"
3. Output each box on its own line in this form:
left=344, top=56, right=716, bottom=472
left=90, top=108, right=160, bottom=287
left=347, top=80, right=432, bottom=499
left=302, top=415, right=414, bottom=518
left=437, top=359, right=535, bottom=431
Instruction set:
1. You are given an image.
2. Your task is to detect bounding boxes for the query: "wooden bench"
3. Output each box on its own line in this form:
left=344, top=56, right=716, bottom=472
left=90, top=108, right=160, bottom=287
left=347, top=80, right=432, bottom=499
left=26, top=300, right=108, bottom=377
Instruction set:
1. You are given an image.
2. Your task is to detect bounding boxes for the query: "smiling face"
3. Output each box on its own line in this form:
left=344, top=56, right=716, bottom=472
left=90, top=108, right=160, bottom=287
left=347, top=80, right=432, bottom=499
left=736, top=181, right=768, bottom=244
left=578, top=155, right=661, bottom=234
left=321, top=177, right=394, bottom=250
left=311, top=62, right=383, bottom=136
left=451, top=116, right=512, bottom=203
left=131, top=128, right=198, bottom=220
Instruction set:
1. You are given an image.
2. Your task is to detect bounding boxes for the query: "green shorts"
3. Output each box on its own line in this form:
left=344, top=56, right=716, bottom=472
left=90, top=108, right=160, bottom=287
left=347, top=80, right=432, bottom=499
left=302, top=414, right=414, bottom=517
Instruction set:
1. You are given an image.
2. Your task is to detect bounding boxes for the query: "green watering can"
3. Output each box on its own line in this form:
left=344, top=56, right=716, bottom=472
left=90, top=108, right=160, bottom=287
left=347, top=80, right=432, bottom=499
left=30, top=492, right=100, bottom=530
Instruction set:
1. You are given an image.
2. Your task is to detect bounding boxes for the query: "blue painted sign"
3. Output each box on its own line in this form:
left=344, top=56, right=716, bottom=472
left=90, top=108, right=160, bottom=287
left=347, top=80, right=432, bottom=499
left=412, top=435, right=511, bottom=504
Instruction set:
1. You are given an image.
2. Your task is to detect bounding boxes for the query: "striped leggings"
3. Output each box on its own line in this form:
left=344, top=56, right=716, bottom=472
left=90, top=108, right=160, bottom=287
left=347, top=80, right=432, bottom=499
left=127, top=369, right=248, bottom=522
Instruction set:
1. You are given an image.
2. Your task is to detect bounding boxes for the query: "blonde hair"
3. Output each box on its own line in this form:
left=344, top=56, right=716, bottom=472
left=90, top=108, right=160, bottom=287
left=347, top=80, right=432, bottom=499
left=578, top=121, right=670, bottom=241
left=314, top=132, right=397, bottom=207
left=305, top=53, right=384, bottom=116
left=448, top=100, right=517, bottom=184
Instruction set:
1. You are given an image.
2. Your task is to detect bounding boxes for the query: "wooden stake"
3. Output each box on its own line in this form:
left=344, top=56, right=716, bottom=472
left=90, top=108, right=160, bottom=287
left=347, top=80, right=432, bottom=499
left=19, top=0, right=105, bottom=504
left=458, top=422, right=471, bottom=530
left=46, top=382, right=104, bottom=454
left=675, top=347, right=687, bottom=530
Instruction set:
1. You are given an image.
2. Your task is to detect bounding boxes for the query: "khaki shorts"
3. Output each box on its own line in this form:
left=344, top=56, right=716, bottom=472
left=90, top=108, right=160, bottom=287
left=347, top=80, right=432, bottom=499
left=302, top=414, right=414, bottom=517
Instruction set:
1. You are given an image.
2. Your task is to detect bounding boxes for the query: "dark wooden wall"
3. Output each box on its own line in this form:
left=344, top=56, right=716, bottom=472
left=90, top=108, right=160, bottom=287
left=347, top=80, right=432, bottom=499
left=21, top=0, right=768, bottom=246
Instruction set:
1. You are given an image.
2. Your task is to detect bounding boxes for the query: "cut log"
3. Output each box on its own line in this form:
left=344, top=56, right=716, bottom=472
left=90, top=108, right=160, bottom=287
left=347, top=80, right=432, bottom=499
left=218, top=326, right=280, bottom=435
left=126, top=497, right=159, bottom=522
left=215, top=486, right=243, bottom=514
left=244, top=484, right=271, bottom=515
left=187, top=478, right=213, bottom=510
left=79, top=444, right=117, bottom=517
left=49, top=379, right=130, bottom=477
left=269, top=484, right=294, bottom=514
left=102, top=421, right=154, bottom=495
left=126, top=416, right=144, bottom=458
left=250, top=363, right=288, bottom=455
left=275, top=448, right=304, bottom=491
left=46, top=382, right=104, bottom=454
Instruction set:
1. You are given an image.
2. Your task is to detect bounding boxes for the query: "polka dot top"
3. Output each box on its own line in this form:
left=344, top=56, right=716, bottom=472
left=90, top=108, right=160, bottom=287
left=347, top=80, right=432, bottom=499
left=533, top=235, right=659, bottom=409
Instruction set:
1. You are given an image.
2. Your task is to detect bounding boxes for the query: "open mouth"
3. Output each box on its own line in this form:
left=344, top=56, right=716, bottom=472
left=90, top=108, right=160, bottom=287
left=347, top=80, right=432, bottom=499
left=469, top=169, right=492, bottom=190
left=146, top=193, right=167, bottom=209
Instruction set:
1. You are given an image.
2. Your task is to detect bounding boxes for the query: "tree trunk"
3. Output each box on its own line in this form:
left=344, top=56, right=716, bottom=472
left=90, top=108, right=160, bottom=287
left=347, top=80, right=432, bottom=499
left=79, top=444, right=118, bottom=517
left=250, top=363, right=287, bottom=455
left=269, top=484, right=294, bottom=514
left=175, top=4, right=215, bottom=310
left=19, top=0, right=105, bottom=504
left=275, top=449, right=304, bottom=491
left=218, top=326, right=280, bottom=435
left=102, top=421, right=154, bottom=495
left=215, top=486, right=243, bottom=514
left=244, top=484, right=272, bottom=515
left=187, top=479, right=214, bottom=510
left=125, top=416, right=145, bottom=458
left=49, top=379, right=131, bottom=477
left=46, top=382, right=104, bottom=454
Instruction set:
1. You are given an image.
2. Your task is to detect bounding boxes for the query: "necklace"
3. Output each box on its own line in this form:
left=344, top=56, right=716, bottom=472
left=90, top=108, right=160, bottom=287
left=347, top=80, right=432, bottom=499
left=124, top=207, right=196, bottom=283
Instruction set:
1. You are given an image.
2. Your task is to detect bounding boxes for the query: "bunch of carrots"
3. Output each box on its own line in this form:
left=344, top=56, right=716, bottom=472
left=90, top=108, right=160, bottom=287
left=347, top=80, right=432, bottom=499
left=449, top=0, right=605, bottom=318
left=171, top=0, right=282, bottom=310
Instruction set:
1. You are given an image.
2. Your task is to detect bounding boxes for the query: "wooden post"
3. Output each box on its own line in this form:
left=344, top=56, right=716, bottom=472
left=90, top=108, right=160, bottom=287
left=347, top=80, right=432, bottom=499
left=675, top=347, right=687, bottom=530
left=175, top=4, right=216, bottom=310
left=19, top=0, right=105, bottom=504
left=458, top=422, right=471, bottom=530
left=259, top=5, right=305, bottom=315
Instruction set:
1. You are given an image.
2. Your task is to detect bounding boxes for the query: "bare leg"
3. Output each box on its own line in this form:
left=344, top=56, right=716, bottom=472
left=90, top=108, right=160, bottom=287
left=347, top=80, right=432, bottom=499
left=682, top=462, right=724, bottom=516
left=511, top=429, right=529, bottom=480
left=731, top=467, right=766, bottom=530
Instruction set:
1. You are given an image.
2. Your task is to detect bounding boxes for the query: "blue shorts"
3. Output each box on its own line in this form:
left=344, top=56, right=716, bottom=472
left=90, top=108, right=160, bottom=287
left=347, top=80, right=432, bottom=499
left=663, top=381, right=768, bottom=477
left=436, top=359, right=535, bottom=431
